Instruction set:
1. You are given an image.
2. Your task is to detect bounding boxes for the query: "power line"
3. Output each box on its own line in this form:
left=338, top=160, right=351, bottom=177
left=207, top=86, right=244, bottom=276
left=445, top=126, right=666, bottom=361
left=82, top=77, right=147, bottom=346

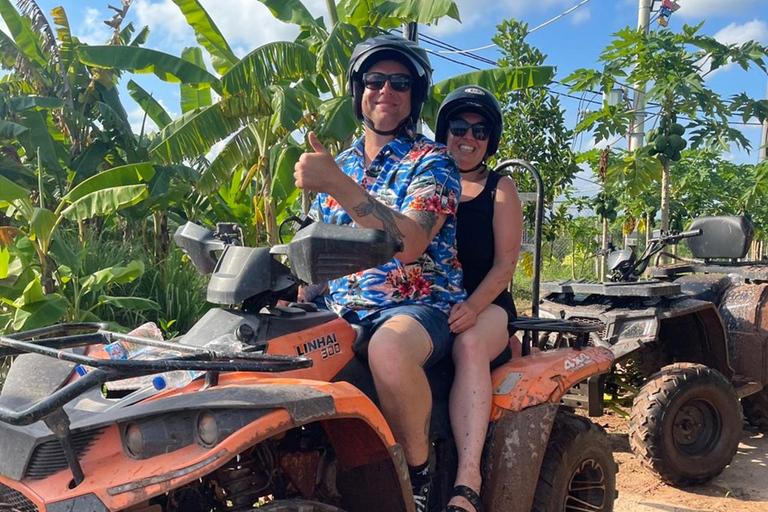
left=425, top=0, right=594, bottom=55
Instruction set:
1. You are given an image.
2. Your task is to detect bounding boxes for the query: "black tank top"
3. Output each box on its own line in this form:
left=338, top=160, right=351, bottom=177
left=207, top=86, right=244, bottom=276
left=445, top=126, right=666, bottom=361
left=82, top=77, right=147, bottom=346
left=456, top=170, right=517, bottom=320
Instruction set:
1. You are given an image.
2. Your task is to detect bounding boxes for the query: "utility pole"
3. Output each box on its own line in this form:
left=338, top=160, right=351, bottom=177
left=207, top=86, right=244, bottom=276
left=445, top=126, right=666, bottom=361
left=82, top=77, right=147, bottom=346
left=630, top=0, right=652, bottom=153
left=403, top=22, right=422, bottom=133
left=403, top=22, right=418, bottom=42
left=761, top=79, right=768, bottom=163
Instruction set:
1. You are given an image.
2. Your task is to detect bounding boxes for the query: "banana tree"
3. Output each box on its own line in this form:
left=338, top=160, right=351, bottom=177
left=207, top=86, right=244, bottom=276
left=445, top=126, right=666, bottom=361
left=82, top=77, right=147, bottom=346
left=0, top=162, right=156, bottom=330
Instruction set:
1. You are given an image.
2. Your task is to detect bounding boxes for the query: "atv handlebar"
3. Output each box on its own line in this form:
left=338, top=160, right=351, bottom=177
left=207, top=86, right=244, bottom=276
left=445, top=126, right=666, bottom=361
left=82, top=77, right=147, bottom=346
left=611, top=228, right=703, bottom=282
left=650, top=228, right=702, bottom=245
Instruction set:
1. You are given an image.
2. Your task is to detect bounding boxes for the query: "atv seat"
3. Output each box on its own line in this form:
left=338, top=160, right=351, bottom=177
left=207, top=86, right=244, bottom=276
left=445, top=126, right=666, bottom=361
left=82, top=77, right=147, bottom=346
left=687, top=216, right=753, bottom=262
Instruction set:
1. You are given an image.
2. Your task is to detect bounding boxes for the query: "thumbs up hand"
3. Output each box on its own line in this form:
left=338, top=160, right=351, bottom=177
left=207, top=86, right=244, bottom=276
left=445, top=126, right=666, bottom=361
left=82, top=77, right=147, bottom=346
left=294, top=131, right=341, bottom=194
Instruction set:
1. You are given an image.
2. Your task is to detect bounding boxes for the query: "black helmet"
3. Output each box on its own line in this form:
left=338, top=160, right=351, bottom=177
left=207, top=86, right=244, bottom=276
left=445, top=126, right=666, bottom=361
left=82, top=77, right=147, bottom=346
left=347, top=34, right=432, bottom=128
left=435, top=85, right=503, bottom=157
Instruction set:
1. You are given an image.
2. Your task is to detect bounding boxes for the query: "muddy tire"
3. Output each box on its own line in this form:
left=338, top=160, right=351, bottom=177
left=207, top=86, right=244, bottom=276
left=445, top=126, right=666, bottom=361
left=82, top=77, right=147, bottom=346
left=257, top=501, right=348, bottom=512
left=742, top=386, right=768, bottom=431
left=532, top=409, right=617, bottom=512
left=629, top=363, right=742, bottom=486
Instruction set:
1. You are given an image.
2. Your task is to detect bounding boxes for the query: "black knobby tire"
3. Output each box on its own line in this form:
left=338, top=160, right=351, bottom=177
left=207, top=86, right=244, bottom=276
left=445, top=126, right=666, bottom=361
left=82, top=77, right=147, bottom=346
left=742, top=386, right=768, bottom=431
left=629, top=363, right=742, bottom=486
left=532, top=409, right=617, bottom=512
left=255, top=500, right=348, bottom=512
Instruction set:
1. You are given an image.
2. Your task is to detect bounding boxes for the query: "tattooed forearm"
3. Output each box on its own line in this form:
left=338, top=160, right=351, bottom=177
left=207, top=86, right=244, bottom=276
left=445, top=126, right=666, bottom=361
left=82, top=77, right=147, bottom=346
left=411, top=211, right=438, bottom=237
left=352, top=195, right=406, bottom=243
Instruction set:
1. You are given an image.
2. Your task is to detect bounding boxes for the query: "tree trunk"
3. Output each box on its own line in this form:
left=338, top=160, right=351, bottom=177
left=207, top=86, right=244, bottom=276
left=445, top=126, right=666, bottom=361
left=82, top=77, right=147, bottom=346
left=41, top=254, right=55, bottom=295
left=646, top=211, right=651, bottom=248
left=660, top=160, right=670, bottom=232
left=154, top=212, right=169, bottom=263
left=571, top=237, right=576, bottom=279
left=261, top=159, right=278, bottom=246
left=600, top=218, right=609, bottom=282
left=659, top=160, right=670, bottom=264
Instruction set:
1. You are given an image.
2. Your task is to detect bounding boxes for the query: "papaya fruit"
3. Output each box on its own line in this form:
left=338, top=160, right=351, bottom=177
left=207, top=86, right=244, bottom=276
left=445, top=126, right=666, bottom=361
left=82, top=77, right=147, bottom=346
left=669, top=134, right=686, bottom=151
left=670, top=123, right=685, bottom=136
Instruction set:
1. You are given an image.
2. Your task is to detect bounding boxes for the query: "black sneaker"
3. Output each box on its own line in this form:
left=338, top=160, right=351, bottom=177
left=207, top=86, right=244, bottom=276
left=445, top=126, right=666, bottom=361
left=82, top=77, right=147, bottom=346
left=412, top=480, right=432, bottom=512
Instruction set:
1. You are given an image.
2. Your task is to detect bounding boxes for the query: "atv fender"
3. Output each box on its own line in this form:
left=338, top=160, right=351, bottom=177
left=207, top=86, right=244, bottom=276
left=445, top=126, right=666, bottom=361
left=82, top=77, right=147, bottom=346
left=483, top=402, right=558, bottom=512
left=657, top=299, right=733, bottom=378
left=6, top=380, right=412, bottom=512
left=489, top=346, right=614, bottom=420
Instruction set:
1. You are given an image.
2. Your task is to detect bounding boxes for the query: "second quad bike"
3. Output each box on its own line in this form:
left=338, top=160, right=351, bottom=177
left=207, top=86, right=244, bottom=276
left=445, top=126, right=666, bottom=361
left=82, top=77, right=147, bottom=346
left=540, top=215, right=768, bottom=486
left=0, top=162, right=617, bottom=512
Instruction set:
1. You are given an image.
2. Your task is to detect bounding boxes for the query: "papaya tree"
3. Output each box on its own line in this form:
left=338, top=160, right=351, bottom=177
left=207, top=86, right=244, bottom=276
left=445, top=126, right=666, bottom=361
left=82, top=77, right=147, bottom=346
left=566, top=23, right=768, bottom=232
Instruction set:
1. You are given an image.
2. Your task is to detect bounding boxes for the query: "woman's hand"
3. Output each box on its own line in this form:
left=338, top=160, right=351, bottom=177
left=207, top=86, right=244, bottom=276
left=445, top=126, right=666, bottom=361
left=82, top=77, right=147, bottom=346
left=448, top=301, right=479, bottom=334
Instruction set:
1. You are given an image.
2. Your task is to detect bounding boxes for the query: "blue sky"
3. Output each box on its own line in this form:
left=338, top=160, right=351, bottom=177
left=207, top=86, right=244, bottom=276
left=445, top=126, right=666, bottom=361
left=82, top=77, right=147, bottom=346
left=9, top=0, right=768, bottom=191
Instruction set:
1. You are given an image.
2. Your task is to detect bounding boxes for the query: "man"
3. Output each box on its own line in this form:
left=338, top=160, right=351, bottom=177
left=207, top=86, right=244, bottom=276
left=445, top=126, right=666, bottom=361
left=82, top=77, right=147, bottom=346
left=294, top=34, right=465, bottom=512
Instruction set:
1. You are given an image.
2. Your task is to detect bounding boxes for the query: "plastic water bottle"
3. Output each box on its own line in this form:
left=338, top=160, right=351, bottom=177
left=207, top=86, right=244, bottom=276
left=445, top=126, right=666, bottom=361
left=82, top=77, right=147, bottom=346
left=152, top=370, right=203, bottom=390
left=203, top=333, right=244, bottom=355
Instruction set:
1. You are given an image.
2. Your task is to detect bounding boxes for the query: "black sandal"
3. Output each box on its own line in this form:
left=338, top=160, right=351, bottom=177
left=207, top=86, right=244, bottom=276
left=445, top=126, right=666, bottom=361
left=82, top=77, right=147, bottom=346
left=445, top=485, right=483, bottom=512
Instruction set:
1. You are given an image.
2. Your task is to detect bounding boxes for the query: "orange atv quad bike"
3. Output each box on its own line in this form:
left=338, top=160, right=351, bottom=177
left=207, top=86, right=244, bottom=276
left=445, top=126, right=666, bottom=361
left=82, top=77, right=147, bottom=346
left=0, top=164, right=616, bottom=512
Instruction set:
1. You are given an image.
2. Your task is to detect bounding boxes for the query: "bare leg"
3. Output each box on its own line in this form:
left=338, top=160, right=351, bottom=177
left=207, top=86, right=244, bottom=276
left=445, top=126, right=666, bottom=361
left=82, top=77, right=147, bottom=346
left=448, top=305, right=508, bottom=511
left=368, top=315, right=434, bottom=465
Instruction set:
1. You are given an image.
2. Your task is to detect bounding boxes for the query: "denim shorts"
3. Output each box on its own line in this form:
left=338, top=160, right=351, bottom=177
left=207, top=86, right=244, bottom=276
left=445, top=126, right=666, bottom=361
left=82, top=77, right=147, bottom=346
left=343, top=304, right=453, bottom=370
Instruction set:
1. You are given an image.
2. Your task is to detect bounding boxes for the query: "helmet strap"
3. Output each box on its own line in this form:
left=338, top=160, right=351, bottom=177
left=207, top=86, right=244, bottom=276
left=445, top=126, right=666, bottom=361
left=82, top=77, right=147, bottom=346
left=460, top=161, right=487, bottom=174
left=363, top=115, right=411, bottom=136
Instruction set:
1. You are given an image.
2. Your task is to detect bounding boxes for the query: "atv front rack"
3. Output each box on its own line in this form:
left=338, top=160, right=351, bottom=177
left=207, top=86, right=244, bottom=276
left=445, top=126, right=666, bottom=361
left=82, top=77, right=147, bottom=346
left=542, top=278, right=681, bottom=298
left=0, top=322, right=312, bottom=427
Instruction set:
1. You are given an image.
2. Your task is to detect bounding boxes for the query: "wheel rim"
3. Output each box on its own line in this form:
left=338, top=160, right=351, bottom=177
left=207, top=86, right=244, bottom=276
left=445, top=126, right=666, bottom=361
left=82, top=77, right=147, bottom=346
left=672, top=398, right=721, bottom=456
left=565, top=458, right=607, bottom=512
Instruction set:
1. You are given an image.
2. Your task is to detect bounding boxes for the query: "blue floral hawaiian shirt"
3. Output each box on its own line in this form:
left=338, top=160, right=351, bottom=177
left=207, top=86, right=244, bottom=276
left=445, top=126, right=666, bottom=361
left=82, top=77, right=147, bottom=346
left=309, top=127, right=466, bottom=319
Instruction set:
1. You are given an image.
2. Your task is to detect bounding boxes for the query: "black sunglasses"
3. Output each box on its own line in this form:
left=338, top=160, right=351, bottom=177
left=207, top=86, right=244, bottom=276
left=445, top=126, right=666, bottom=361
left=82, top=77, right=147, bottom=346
left=448, top=118, right=491, bottom=141
left=362, top=72, right=412, bottom=92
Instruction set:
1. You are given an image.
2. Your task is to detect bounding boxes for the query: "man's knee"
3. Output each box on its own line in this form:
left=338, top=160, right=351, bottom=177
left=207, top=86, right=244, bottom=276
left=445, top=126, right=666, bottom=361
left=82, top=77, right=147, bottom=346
left=368, top=316, right=432, bottom=370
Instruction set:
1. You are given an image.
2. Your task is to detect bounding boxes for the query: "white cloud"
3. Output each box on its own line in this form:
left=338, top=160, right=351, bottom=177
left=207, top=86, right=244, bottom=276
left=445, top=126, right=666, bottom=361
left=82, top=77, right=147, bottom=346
left=78, top=7, right=113, bottom=46
left=713, top=19, right=768, bottom=46
left=132, top=0, right=328, bottom=56
left=128, top=105, right=159, bottom=135
left=571, top=8, right=592, bottom=26
left=127, top=98, right=176, bottom=135
left=700, top=20, right=768, bottom=78
left=677, top=0, right=764, bottom=18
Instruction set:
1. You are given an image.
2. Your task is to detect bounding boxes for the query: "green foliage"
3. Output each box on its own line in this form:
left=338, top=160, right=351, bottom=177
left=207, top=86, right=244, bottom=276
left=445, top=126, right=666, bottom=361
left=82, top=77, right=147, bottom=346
left=491, top=20, right=579, bottom=205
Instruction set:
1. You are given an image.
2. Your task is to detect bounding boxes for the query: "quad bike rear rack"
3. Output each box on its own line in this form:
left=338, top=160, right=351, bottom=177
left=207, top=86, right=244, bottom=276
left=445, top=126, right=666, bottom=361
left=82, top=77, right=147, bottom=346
left=0, top=322, right=312, bottom=485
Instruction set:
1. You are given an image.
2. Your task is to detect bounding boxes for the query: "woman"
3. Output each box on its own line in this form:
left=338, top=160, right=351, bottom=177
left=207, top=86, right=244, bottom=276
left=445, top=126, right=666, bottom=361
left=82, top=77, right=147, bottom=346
left=435, top=86, right=523, bottom=512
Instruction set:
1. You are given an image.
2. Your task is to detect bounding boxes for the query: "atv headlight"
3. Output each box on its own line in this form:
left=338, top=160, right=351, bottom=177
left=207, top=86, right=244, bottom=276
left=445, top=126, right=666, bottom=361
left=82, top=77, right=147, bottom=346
left=196, top=411, right=219, bottom=448
left=124, top=422, right=145, bottom=458
left=121, top=414, right=195, bottom=459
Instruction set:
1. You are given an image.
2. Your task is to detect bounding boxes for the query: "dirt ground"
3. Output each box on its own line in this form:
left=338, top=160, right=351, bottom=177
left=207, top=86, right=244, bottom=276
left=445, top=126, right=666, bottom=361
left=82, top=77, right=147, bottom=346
left=594, top=411, right=768, bottom=512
